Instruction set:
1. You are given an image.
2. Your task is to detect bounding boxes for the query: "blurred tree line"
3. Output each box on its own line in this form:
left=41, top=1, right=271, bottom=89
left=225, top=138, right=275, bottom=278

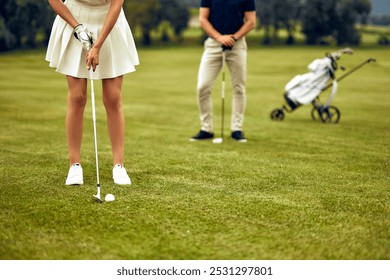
left=0, top=0, right=54, bottom=51
left=369, top=14, right=390, bottom=26
left=0, top=0, right=381, bottom=52
left=255, top=0, right=371, bottom=45
left=124, top=0, right=190, bottom=46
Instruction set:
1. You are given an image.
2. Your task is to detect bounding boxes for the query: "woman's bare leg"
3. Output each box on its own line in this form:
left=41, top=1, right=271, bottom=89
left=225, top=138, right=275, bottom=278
left=102, top=76, right=125, bottom=166
left=66, top=76, right=87, bottom=166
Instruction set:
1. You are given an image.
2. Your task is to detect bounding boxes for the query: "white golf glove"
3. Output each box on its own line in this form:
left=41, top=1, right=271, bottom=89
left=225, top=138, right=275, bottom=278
left=73, top=24, right=95, bottom=51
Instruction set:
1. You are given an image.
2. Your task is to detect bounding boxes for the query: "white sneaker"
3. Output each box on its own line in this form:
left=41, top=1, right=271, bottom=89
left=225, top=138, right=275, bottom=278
left=113, top=164, right=131, bottom=185
left=65, top=163, right=84, bottom=185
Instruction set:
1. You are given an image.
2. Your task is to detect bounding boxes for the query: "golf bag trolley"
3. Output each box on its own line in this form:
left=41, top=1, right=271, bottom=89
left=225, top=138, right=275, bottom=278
left=270, top=48, right=376, bottom=124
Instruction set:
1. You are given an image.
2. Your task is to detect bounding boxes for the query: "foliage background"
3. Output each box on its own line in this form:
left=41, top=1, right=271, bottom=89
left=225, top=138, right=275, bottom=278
left=1, top=0, right=389, bottom=51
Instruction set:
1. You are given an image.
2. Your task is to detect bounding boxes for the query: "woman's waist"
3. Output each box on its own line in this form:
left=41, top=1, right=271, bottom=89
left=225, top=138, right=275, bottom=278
left=66, top=0, right=110, bottom=9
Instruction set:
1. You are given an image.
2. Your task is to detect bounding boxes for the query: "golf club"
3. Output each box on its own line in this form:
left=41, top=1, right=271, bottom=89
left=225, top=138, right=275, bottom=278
left=213, top=46, right=230, bottom=144
left=90, top=68, right=103, bottom=203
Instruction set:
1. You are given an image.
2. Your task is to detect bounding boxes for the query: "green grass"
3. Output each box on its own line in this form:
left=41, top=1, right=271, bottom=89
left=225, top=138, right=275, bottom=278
left=0, top=46, right=389, bottom=260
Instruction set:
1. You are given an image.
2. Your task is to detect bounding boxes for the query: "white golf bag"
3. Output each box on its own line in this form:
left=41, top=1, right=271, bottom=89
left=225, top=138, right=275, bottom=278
left=285, top=56, right=338, bottom=107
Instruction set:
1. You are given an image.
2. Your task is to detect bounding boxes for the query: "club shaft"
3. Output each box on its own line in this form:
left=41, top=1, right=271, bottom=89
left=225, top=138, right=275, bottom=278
left=221, top=51, right=226, bottom=139
left=90, top=70, right=100, bottom=186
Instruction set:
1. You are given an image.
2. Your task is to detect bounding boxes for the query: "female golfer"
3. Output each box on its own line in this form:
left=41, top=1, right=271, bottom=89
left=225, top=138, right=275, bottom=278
left=46, top=0, right=139, bottom=185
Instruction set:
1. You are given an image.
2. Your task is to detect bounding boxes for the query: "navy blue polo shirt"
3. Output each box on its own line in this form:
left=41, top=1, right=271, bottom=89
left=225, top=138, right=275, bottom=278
left=201, top=0, right=256, bottom=35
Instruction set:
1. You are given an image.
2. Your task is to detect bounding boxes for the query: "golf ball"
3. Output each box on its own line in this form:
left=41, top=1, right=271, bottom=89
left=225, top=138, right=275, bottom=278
left=105, top=193, right=115, bottom=202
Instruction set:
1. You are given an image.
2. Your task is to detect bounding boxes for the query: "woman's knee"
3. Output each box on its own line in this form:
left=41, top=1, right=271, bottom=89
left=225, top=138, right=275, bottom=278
left=67, top=77, right=87, bottom=108
left=68, top=90, right=87, bottom=112
left=103, top=89, right=122, bottom=113
left=102, top=77, right=123, bottom=111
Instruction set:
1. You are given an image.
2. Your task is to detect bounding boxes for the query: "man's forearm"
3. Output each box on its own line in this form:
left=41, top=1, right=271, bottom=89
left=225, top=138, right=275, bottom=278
left=233, top=11, right=256, bottom=40
left=199, top=16, right=221, bottom=40
left=199, top=9, right=235, bottom=46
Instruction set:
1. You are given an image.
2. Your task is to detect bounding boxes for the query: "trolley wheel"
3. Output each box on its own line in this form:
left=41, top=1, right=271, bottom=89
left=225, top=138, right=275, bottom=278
left=270, top=108, right=285, bottom=121
left=311, top=106, right=341, bottom=124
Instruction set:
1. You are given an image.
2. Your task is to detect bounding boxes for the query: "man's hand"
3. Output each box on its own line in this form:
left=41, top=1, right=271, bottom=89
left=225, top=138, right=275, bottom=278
left=73, top=24, right=95, bottom=51
left=215, top=34, right=235, bottom=47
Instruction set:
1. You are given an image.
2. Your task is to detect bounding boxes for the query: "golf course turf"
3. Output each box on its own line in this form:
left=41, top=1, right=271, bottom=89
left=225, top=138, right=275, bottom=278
left=0, top=46, right=389, bottom=259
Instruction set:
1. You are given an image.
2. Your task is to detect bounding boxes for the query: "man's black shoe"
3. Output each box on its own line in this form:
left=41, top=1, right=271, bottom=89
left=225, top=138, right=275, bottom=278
left=231, top=131, right=247, bottom=142
left=190, top=130, right=214, bottom=141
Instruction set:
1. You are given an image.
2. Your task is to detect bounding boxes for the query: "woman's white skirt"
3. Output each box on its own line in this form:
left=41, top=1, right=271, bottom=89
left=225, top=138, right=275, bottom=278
left=45, top=0, right=139, bottom=79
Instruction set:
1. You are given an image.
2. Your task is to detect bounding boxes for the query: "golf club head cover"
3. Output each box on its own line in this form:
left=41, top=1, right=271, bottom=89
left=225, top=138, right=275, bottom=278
left=74, top=24, right=95, bottom=51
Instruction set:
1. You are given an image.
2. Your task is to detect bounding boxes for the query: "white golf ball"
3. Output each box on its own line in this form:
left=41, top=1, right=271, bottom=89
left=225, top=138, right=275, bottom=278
left=105, top=193, right=115, bottom=202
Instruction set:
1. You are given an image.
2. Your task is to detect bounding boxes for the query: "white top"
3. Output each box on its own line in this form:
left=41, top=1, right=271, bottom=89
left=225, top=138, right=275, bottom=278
left=76, top=0, right=110, bottom=6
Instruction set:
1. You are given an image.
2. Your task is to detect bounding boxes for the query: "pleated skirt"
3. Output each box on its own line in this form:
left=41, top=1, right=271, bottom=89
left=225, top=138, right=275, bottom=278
left=45, top=0, right=139, bottom=79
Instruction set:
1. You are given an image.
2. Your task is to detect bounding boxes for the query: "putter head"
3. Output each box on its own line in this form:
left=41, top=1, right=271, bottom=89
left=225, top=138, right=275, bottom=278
left=212, top=138, right=223, bottom=144
left=93, top=194, right=103, bottom=203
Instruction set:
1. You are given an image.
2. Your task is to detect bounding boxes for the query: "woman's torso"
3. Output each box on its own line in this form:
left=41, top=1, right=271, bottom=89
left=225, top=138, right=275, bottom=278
left=74, top=0, right=110, bottom=6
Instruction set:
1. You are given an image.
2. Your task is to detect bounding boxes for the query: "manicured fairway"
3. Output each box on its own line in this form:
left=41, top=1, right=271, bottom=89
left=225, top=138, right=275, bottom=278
left=0, top=46, right=389, bottom=259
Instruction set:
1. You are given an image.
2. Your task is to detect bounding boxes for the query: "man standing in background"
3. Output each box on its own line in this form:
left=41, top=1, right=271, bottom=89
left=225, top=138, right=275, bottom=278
left=190, top=0, right=256, bottom=142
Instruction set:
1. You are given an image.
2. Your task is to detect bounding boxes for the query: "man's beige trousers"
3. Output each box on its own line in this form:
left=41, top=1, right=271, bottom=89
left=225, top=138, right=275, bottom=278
left=197, top=37, right=247, bottom=133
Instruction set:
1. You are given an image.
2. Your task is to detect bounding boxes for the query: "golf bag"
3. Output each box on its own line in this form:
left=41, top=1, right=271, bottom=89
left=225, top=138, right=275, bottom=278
left=284, top=56, right=337, bottom=108
left=270, top=48, right=375, bottom=124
